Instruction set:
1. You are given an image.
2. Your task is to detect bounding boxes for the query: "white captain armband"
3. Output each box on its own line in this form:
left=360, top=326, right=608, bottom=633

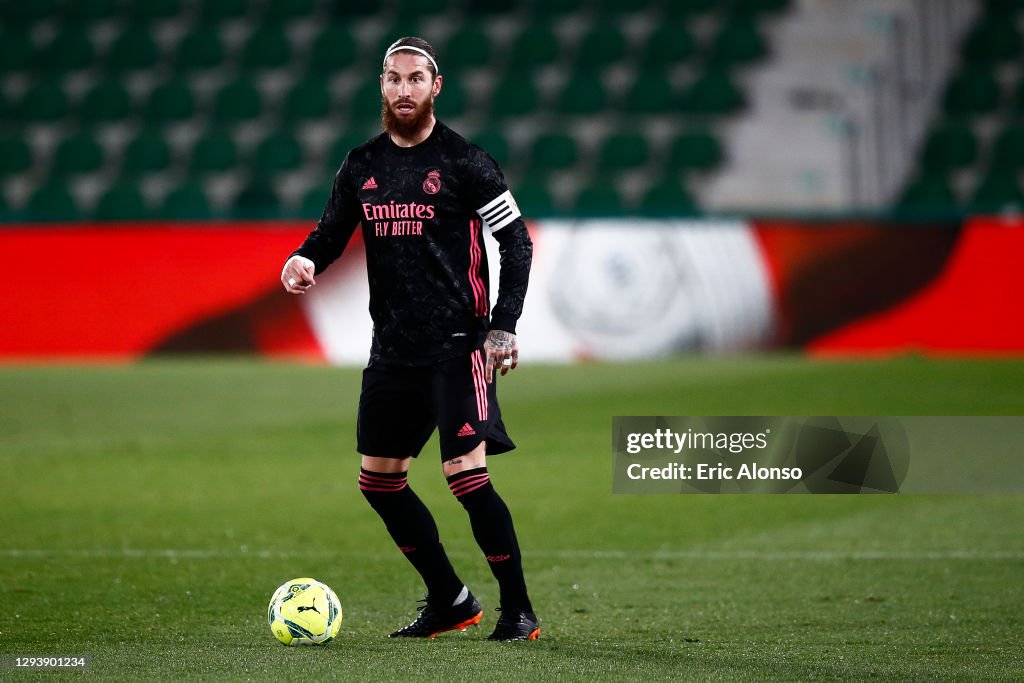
left=476, top=190, right=521, bottom=232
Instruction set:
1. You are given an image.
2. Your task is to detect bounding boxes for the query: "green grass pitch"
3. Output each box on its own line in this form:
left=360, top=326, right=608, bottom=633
left=1, top=357, right=1022, bottom=680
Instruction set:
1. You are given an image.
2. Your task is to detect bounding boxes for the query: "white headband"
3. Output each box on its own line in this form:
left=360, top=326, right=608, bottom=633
left=382, top=45, right=439, bottom=76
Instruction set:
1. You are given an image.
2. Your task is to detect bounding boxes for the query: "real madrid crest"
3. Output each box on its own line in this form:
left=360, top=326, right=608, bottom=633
left=422, top=169, right=441, bottom=195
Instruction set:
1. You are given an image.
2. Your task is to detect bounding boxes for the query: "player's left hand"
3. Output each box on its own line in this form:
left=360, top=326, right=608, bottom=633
left=484, top=330, right=518, bottom=383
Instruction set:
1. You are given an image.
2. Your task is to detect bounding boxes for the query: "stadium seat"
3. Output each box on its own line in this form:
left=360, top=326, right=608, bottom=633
left=972, top=169, right=1024, bottom=208
left=241, top=25, right=293, bottom=71
left=197, top=0, right=250, bottom=24
left=962, top=17, right=1022, bottom=63
left=40, top=28, right=95, bottom=73
left=686, top=68, right=746, bottom=115
left=990, top=123, right=1024, bottom=170
left=144, top=78, right=196, bottom=124
left=159, top=181, right=211, bottom=219
left=263, top=0, right=316, bottom=21
left=326, top=0, right=380, bottom=19
left=573, top=179, right=625, bottom=215
left=556, top=73, right=607, bottom=115
left=233, top=179, right=281, bottom=217
left=598, top=132, right=650, bottom=170
left=94, top=182, right=148, bottom=220
left=78, top=79, right=134, bottom=123
left=511, top=177, right=557, bottom=216
left=126, top=0, right=182, bottom=22
left=250, top=130, right=304, bottom=175
left=506, top=23, right=561, bottom=71
left=0, top=30, right=35, bottom=72
left=527, top=0, right=583, bottom=16
left=308, top=26, right=359, bottom=74
left=444, top=23, right=493, bottom=72
left=642, top=177, right=698, bottom=215
left=730, top=0, right=792, bottom=17
left=470, top=129, right=512, bottom=169
left=26, top=181, right=79, bottom=221
left=488, top=72, right=541, bottom=119
left=174, top=27, right=226, bottom=72
left=707, top=18, right=769, bottom=66
left=16, top=80, right=69, bottom=123
left=621, top=71, right=685, bottom=114
left=942, top=67, right=1002, bottom=116
left=574, top=21, right=629, bottom=71
left=897, top=173, right=957, bottom=211
left=596, top=0, right=649, bottom=15
left=919, top=121, right=978, bottom=171
left=436, top=77, right=470, bottom=119
left=122, top=130, right=172, bottom=175
left=530, top=132, right=578, bottom=171
left=659, top=0, right=715, bottom=17
left=61, top=0, right=119, bottom=22
left=326, top=131, right=377, bottom=170
left=984, top=0, right=1024, bottom=15
left=106, top=29, right=161, bottom=72
left=4, top=0, right=58, bottom=25
left=51, top=132, right=104, bottom=176
left=281, top=79, right=332, bottom=122
left=0, top=135, right=32, bottom=176
left=638, top=23, right=697, bottom=69
left=666, top=130, right=724, bottom=171
left=189, top=130, right=239, bottom=174
left=348, top=79, right=386, bottom=127
left=212, top=78, right=263, bottom=123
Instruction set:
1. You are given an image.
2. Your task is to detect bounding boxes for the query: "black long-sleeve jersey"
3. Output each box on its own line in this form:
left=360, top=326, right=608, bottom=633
left=292, top=121, right=533, bottom=366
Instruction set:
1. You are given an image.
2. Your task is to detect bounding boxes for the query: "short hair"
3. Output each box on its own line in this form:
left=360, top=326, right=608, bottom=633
left=382, top=36, right=440, bottom=77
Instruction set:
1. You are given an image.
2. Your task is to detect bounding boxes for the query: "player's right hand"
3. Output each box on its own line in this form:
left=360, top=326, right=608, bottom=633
left=282, top=255, right=316, bottom=294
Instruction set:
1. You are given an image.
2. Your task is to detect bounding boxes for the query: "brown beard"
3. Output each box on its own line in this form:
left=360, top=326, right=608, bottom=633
left=381, top=95, right=434, bottom=140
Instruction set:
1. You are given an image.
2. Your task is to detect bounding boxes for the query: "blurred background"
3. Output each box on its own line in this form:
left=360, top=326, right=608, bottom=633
left=1, top=0, right=1021, bottom=361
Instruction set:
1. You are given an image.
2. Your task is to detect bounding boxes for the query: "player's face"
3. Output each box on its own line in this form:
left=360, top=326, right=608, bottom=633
left=380, top=52, right=441, bottom=136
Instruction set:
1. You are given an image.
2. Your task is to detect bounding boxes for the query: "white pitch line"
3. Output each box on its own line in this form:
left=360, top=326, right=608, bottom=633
left=1, top=549, right=1022, bottom=561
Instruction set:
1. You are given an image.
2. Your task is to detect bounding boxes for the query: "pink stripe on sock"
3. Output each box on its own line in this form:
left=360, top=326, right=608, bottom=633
left=449, top=473, right=490, bottom=497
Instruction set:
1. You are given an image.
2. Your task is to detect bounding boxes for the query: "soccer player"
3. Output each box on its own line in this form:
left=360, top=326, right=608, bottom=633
left=280, top=37, right=539, bottom=642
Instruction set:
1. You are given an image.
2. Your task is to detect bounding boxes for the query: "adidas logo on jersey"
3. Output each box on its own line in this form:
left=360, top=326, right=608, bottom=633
left=457, top=423, right=476, bottom=437
left=362, top=177, right=378, bottom=190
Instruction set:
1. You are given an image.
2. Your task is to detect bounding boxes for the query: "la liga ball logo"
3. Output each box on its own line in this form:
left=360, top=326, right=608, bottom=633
left=422, top=170, right=441, bottom=195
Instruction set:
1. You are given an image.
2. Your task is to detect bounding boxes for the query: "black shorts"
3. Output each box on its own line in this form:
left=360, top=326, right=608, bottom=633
left=357, top=348, right=516, bottom=462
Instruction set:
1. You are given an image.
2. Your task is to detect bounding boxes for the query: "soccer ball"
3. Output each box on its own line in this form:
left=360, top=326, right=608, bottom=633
left=267, top=578, right=343, bottom=646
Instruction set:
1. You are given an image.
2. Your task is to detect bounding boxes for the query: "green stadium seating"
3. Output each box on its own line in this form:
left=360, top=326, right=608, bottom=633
left=730, top=0, right=792, bottom=17
left=326, top=131, right=376, bottom=170
left=51, top=132, right=104, bottom=176
left=666, top=130, right=724, bottom=171
left=708, top=18, right=768, bottom=66
left=530, top=132, right=578, bottom=171
left=61, top=0, right=119, bottom=22
left=527, top=0, right=583, bottom=16
left=659, top=0, right=715, bottom=18
left=197, top=0, right=250, bottom=24
left=78, top=79, right=134, bottom=123
left=377, top=19, right=424, bottom=52
left=308, top=26, right=359, bottom=74
left=574, top=21, right=629, bottom=71
left=642, top=178, right=698, bottom=215
left=189, top=130, right=239, bottom=174
left=301, top=184, right=330, bottom=218
left=4, top=0, right=58, bottom=25
left=436, top=77, right=470, bottom=119
left=990, top=123, right=1024, bottom=170
left=573, top=179, right=625, bottom=215
left=476, top=0, right=518, bottom=14
left=984, top=0, right=1024, bottom=14
left=17, top=81, right=69, bottom=122
left=962, top=18, right=1022, bottom=63
left=506, top=23, right=561, bottom=71
left=348, top=79, right=385, bottom=127
left=556, top=73, right=607, bottom=115
left=123, top=130, right=172, bottom=175
left=444, top=24, right=493, bottom=72
left=510, top=177, right=556, bottom=216
left=919, top=121, right=978, bottom=171
left=597, top=0, right=649, bottom=15
left=174, top=27, right=226, bottom=71
left=621, top=71, right=685, bottom=114
left=638, top=23, right=697, bottom=68
left=971, top=168, right=1024, bottom=208
left=686, top=68, right=746, bottom=115
left=233, top=179, right=281, bottom=217
left=40, top=29, right=95, bottom=72
left=26, top=181, right=79, bottom=221
left=106, top=29, right=161, bottom=72
left=942, top=67, right=1001, bottom=116
left=250, top=130, right=304, bottom=175
left=159, top=181, right=211, bottom=219
left=0, top=136, right=32, bottom=176
left=212, top=78, right=263, bottom=123
left=0, top=31, right=35, bottom=72
left=126, top=0, right=182, bottom=22
left=897, top=173, right=957, bottom=210
left=327, top=0, right=380, bottom=19
left=470, top=129, right=512, bottom=169
left=488, top=72, right=541, bottom=119
left=598, top=132, right=650, bottom=170
left=281, top=79, right=332, bottom=122
left=241, top=25, right=293, bottom=70
left=94, top=182, right=148, bottom=220
left=263, top=0, right=316, bottom=21
left=144, top=78, right=196, bottom=123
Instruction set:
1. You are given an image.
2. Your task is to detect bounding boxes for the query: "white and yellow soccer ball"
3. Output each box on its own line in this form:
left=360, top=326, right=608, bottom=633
left=267, top=578, right=343, bottom=646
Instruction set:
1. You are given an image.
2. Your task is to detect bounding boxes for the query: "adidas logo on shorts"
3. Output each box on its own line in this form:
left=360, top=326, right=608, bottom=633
left=457, top=423, right=476, bottom=437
